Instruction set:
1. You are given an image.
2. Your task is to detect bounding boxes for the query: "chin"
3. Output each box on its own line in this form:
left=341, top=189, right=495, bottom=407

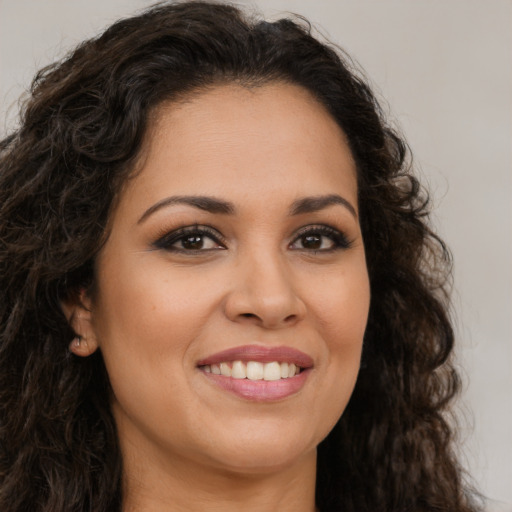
left=201, top=422, right=320, bottom=475
left=213, top=445, right=315, bottom=475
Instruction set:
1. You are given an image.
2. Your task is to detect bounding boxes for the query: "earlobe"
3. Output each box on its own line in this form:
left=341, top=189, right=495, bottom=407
left=61, top=289, right=99, bottom=357
left=69, top=336, right=98, bottom=357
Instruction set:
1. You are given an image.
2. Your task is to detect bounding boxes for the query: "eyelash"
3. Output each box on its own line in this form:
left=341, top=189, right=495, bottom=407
left=153, top=225, right=226, bottom=253
left=290, top=224, right=352, bottom=252
left=152, top=224, right=351, bottom=253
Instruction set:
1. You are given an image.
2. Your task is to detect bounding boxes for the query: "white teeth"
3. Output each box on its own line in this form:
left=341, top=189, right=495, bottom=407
left=203, top=360, right=302, bottom=380
left=220, top=362, right=232, bottom=377
left=246, top=361, right=264, bottom=380
left=263, top=361, right=281, bottom=381
left=231, top=360, right=246, bottom=379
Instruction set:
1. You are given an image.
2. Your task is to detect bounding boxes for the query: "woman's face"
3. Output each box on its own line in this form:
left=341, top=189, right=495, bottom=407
left=82, top=83, right=370, bottom=475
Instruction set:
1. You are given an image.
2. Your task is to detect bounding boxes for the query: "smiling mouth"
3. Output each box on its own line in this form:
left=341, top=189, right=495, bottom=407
left=196, top=345, right=313, bottom=400
left=199, top=360, right=302, bottom=380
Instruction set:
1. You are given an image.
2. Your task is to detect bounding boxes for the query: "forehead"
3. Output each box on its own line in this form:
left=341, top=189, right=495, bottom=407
left=120, top=82, right=358, bottom=218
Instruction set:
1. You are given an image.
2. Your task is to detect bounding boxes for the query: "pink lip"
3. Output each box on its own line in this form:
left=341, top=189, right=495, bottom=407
left=196, top=344, right=314, bottom=368
left=201, top=370, right=311, bottom=402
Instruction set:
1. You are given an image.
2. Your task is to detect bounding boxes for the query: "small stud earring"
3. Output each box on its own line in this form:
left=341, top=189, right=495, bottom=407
left=70, top=336, right=81, bottom=351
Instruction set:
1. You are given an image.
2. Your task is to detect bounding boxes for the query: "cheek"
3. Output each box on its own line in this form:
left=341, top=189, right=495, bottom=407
left=90, top=260, right=215, bottom=431
left=93, top=256, right=214, bottom=344
left=91, top=257, right=230, bottom=411
left=305, top=260, right=369, bottom=418
left=308, top=257, right=370, bottom=346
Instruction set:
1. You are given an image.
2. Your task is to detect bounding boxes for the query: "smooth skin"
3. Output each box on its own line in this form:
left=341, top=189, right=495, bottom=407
left=65, top=83, right=371, bottom=512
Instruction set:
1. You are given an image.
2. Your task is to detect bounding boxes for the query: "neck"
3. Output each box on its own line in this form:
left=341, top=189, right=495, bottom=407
left=122, top=448, right=318, bottom=512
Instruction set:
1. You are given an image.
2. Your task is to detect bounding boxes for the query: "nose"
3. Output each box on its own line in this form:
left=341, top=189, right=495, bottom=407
left=223, top=251, right=307, bottom=329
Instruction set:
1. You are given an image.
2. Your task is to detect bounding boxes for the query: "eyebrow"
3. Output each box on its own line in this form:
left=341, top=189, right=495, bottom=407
left=137, top=193, right=357, bottom=224
left=289, top=194, right=357, bottom=218
left=137, top=195, right=235, bottom=223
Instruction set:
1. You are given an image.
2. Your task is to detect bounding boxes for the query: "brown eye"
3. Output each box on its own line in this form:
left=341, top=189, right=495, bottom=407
left=153, top=226, right=226, bottom=252
left=301, top=234, right=324, bottom=250
left=181, top=235, right=205, bottom=250
left=290, top=225, right=351, bottom=252
left=174, top=233, right=222, bottom=251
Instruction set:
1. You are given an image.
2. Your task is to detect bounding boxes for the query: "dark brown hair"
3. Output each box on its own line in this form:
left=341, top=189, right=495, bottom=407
left=0, top=2, right=479, bottom=511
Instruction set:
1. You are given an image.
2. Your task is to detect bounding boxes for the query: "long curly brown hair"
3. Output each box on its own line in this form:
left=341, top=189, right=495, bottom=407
left=0, top=2, right=479, bottom=511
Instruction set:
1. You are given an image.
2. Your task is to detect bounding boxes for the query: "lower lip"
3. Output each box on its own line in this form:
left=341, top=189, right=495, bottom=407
left=201, top=369, right=311, bottom=402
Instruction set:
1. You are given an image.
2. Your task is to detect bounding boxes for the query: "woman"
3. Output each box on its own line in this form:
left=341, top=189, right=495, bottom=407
left=0, top=2, right=480, bottom=511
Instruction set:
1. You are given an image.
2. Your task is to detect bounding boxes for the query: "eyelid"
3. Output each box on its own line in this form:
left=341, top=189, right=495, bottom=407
left=290, top=224, right=352, bottom=251
left=150, top=222, right=351, bottom=253
left=152, top=224, right=226, bottom=251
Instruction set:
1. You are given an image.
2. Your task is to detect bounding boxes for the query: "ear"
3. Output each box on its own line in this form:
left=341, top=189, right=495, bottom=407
left=61, top=288, right=99, bottom=357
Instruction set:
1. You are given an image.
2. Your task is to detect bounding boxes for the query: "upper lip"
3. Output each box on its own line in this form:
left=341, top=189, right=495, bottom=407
left=197, top=344, right=314, bottom=368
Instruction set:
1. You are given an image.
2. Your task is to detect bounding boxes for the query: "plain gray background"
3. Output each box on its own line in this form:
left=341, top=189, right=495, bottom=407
left=1, top=0, right=511, bottom=509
